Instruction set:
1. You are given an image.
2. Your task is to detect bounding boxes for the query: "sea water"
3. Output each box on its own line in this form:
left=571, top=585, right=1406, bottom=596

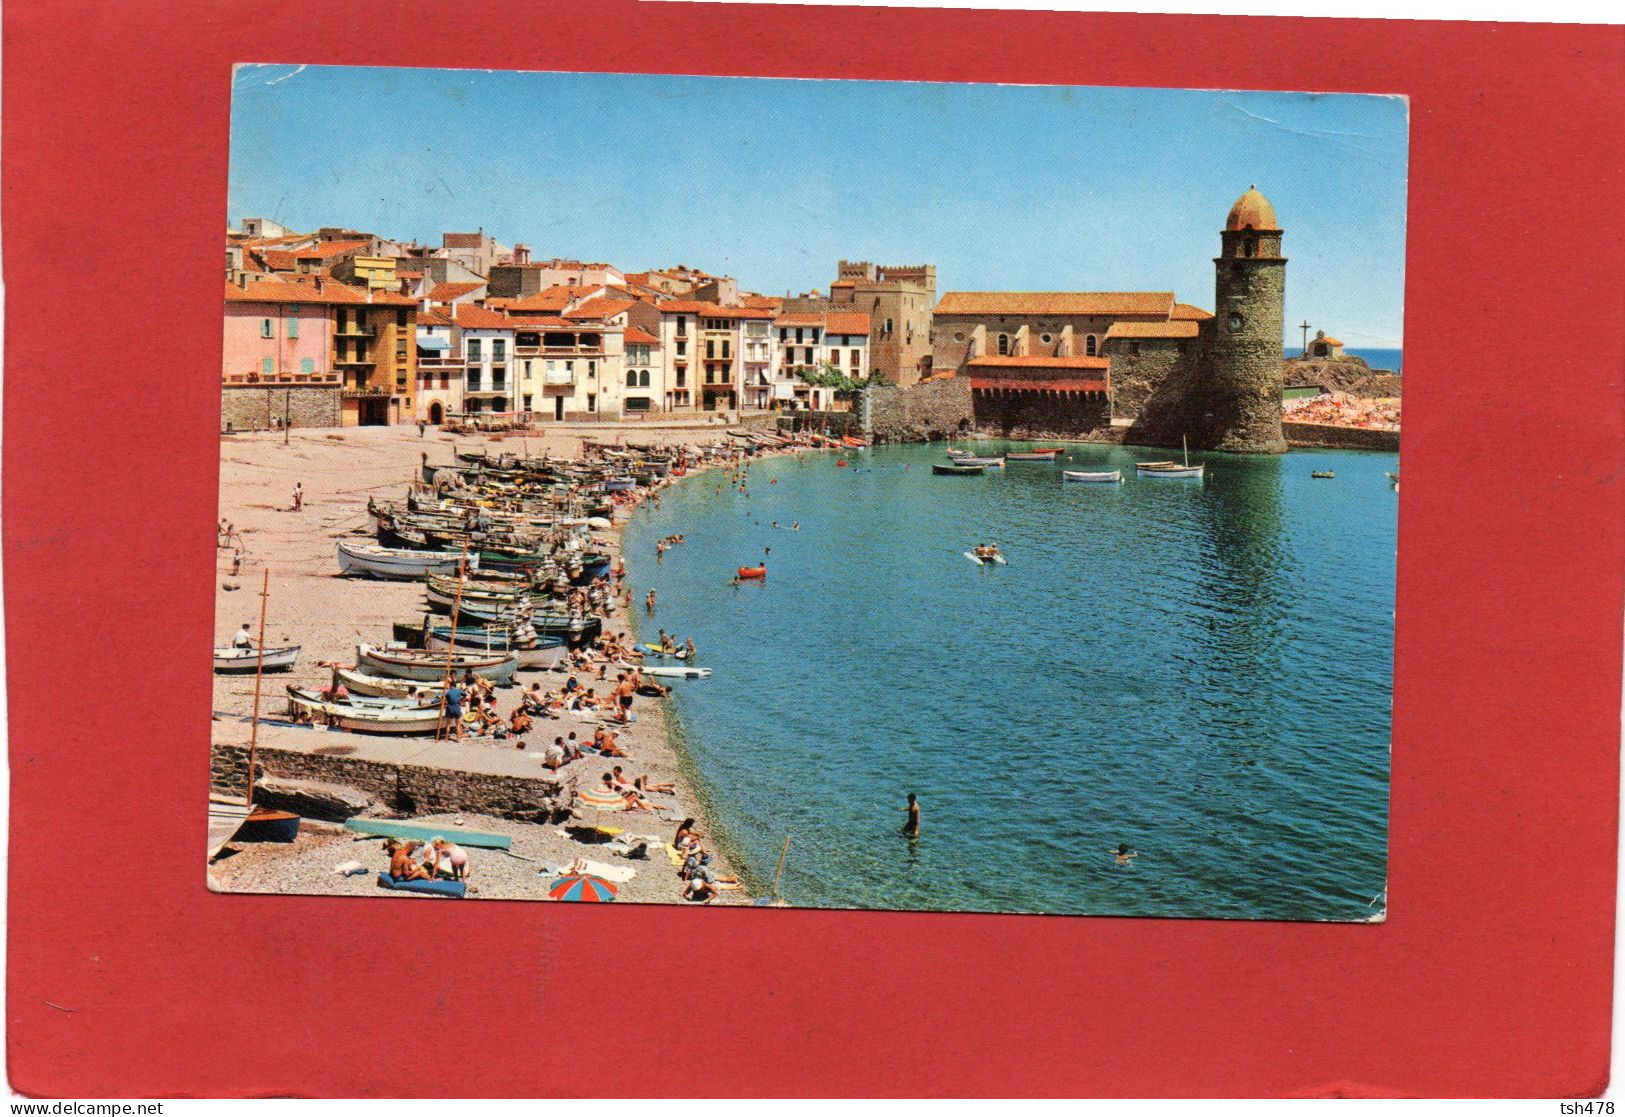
left=625, top=442, right=1396, bottom=921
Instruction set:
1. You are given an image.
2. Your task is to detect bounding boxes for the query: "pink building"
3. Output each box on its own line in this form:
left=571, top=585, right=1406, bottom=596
left=223, top=278, right=358, bottom=386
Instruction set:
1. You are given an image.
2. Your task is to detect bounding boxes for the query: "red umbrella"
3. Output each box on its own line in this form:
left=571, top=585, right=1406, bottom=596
left=548, top=873, right=618, bottom=902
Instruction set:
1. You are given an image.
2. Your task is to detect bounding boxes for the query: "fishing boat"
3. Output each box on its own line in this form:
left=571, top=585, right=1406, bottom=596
left=356, top=642, right=518, bottom=685
left=954, top=456, right=1005, bottom=468
left=1311, top=470, right=1336, bottom=479
left=944, top=448, right=972, bottom=459
left=213, top=644, right=301, bottom=673
left=1006, top=451, right=1062, bottom=462
left=287, top=688, right=447, bottom=735
left=933, top=463, right=986, bottom=475
left=423, top=628, right=569, bottom=670
left=287, top=685, right=440, bottom=710
left=337, top=540, right=469, bottom=580
left=336, top=666, right=444, bottom=700
left=1062, top=469, right=1123, bottom=484
left=1135, top=437, right=1204, bottom=479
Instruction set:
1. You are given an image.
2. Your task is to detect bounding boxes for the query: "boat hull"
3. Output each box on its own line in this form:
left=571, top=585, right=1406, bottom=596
left=337, top=542, right=469, bottom=580
left=287, top=689, right=447, bottom=735
left=213, top=645, right=301, bottom=673
left=356, top=643, right=518, bottom=685
left=1062, top=470, right=1123, bottom=483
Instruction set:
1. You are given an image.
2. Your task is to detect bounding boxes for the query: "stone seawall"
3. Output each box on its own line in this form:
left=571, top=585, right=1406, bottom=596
left=869, top=376, right=974, bottom=442
left=211, top=741, right=567, bottom=822
left=1283, top=422, right=1400, bottom=452
left=221, top=386, right=342, bottom=433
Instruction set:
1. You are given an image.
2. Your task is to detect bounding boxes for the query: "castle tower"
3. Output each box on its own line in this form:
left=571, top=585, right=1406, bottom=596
left=1201, top=187, right=1288, bottom=453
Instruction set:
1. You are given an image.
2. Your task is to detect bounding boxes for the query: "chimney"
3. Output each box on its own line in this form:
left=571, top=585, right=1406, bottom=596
left=314, top=276, right=324, bottom=292
left=514, top=243, right=530, bottom=266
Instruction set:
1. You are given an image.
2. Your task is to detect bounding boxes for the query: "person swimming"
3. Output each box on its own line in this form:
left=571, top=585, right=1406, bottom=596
left=899, top=792, right=921, bottom=839
left=1114, top=843, right=1138, bottom=865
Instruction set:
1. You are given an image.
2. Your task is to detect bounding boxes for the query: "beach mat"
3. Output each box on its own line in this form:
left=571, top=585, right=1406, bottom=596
left=376, top=872, right=467, bottom=898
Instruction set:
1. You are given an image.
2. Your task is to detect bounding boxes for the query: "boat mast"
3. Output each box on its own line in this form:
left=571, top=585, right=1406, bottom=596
left=1182, top=434, right=1189, bottom=467
left=245, top=567, right=270, bottom=808
left=770, top=833, right=791, bottom=904
left=435, top=539, right=470, bottom=741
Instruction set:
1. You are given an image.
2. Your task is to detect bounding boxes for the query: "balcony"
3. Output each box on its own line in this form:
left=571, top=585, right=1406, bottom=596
left=416, top=357, right=466, bottom=370
left=341, top=385, right=391, bottom=399
left=334, top=327, right=376, bottom=338
left=541, top=345, right=603, bottom=357
left=334, top=354, right=376, bottom=365
left=543, top=370, right=575, bottom=386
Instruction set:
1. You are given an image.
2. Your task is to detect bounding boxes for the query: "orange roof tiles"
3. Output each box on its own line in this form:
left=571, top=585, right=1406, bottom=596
left=564, top=298, right=636, bottom=320
left=295, top=240, right=371, bottom=260
left=624, top=327, right=662, bottom=346
left=967, top=355, right=1113, bottom=370
left=453, top=304, right=519, bottom=329
left=261, top=250, right=299, bottom=272
left=1171, top=303, right=1213, bottom=320
left=1321, top=336, right=1344, bottom=346
left=773, top=313, right=825, bottom=327
left=935, top=292, right=1176, bottom=318
left=224, top=278, right=367, bottom=306
left=417, top=309, right=454, bottom=327
left=429, top=282, right=484, bottom=301
left=824, top=312, right=871, bottom=336
left=658, top=300, right=714, bottom=315
left=1103, top=321, right=1200, bottom=340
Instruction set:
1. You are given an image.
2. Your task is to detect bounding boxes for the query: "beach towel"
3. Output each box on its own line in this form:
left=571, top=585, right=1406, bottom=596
left=664, top=843, right=686, bottom=867
left=333, top=860, right=367, bottom=877
left=580, top=859, right=637, bottom=883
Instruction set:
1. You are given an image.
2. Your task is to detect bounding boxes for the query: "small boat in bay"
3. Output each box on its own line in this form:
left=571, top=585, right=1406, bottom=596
left=933, top=463, right=986, bottom=475
left=1136, top=436, right=1205, bottom=479
left=1062, top=469, right=1123, bottom=484
left=964, top=547, right=1008, bottom=566
left=1006, top=451, right=1061, bottom=462
left=213, top=644, right=301, bottom=673
left=1312, top=470, right=1336, bottom=479
left=737, top=565, right=767, bottom=579
left=955, top=456, right=1005, bottom=468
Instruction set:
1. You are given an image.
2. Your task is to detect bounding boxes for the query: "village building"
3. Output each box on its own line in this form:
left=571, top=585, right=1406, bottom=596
left=451, top=304, right=517, bottom=416
left=414, top=307, right=463, bottom=425
left=828, top=261, right=936, bottom=387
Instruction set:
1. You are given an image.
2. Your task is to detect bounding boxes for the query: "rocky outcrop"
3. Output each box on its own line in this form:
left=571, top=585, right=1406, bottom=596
left=1284, top=355, right=1401, bottom=398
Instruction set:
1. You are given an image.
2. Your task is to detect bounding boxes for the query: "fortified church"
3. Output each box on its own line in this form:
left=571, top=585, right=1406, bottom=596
left=931, top=188, right=1288, bottom=454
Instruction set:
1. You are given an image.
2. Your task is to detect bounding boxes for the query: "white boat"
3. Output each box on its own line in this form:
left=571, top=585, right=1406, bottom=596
left=337, top=540, right=472, bottom=580
left=1136, top=436, right=1205, bottom=479
left=356, top=642, right=518, bottom=684
left=639, top=665, right=713, bottom=680
left=1135, top=461, right=1204, bottom=479
left=955, top=456, right=1005, bottom=468
left=337, top=666, right=444, bottom=700
left=422, top=630, right=569, bottom=670
left=288, top=685, right=439, bottom=710
left=286, top=687, right=448, bottom=735
left=213, top=644, right=301, bottom=673
left=1062, top=470, right=1123, bottom=484
left=964, top=550, right=1008, bottom=566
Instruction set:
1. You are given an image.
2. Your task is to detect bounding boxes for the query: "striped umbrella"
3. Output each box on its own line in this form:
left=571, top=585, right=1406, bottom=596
left=577, top=785, right=626, bottom=811
left=548, top=873, right=618, bottom=902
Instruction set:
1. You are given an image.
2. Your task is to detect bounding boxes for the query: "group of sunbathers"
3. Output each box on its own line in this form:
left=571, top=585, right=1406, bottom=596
left=384, top=836, right=472, bottom=883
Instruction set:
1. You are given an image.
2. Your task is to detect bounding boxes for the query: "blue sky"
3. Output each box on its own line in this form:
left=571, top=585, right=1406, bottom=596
left=229, top=66, right=1409, bottom=346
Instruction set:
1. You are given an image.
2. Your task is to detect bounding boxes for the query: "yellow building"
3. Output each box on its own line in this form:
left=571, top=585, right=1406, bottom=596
left=336, top=290, right=419, bottom=426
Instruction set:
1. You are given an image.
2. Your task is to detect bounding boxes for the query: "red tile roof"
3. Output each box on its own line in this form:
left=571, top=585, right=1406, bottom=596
left=261, top=250, right=299, bottom=272
left=224, top=278, right=366, bottom=306
left=564, top=298, right=636, bottom=321
left=507, top=286, right=579, bottom=313
left=740, top=294, right=783, bottom=310
left=936, top=292, right=1176, bottom=317
left=417, top=309, right=454, bottom=327
left=295, top=240, right=371, bottom=260
left=453, top=304, right=519, bottom=329
left=967, top=355, right=1112, bottom=370
left=1104, top=321, right=1200, bottom=340
left=830, top=280, right=855, bottom=288
left=1171, top=303, right=1213, bottom=320
left=773, top=313, right=825, bottom=328
left=429, top=282, right=484, bottom=301
left=969, top=376, right=1109, bottom=393
left=658, top=300, right=714, bottom=315
left=824, top=312, right=871, bottom=336
left=624, top=327, right=662, bottom=346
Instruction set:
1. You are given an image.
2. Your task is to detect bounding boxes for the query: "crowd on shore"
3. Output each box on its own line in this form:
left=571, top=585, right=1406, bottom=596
left=1283, top=391, right=1401, bottom=430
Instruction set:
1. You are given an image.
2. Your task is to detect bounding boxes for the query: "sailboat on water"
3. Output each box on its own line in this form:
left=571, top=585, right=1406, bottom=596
left=1135, top=435, right=1206, bottom=479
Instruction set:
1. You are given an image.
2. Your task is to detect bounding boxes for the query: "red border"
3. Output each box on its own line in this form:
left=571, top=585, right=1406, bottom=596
left=6, top=2, right=1623, bottom=1098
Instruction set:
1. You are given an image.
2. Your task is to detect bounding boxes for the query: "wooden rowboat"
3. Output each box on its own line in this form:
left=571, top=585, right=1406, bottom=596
left=1135, top=461, right=1204, bottom=478
left=356, top=642, right=518, bottom=685
left=336, top=667, right=444, bottom=700
left=337, top=540, right=469, bottom=580
left=1062, top=469, right=1123, bottom=483
left=1006, top=451, right=1061, bottom=461
left=286, top=687, right=448, bottom=736
left=213, top=644, right=300, bottom=673
left=955, top=456, right=1005, bottom=468
left=933, top=463, right=986, bottom=475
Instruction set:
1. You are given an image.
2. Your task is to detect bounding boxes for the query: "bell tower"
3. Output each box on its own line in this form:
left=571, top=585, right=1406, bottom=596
left=1201, top=186, right=1288, bottom=453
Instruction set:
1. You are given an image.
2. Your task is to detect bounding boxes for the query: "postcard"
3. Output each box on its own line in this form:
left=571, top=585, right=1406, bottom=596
left=209, top=66, right=1405, bottom=920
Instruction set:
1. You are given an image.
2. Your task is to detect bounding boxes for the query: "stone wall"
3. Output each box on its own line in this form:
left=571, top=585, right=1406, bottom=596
left=1282, top=422, right=1400, bottom=452
left=868, top=375, right=974, bottom=442
left=972, top=387, right=1110, bottom=438
left=210, top=742, right=568, bottom=822
left=221, top=386, right=342, bottom=432
left=1105, top=336, right=1201, bottom=423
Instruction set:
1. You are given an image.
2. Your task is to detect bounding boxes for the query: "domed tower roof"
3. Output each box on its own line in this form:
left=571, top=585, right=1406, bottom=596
left=1225, top=186, right=1279, bottom=232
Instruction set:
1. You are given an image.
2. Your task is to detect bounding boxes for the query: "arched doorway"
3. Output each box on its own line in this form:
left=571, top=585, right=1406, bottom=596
left=428, top=401, right=444, bottom=425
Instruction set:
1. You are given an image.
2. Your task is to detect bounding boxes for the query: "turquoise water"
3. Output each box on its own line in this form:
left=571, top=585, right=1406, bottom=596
left=626, top=442, right=1395, bottom=921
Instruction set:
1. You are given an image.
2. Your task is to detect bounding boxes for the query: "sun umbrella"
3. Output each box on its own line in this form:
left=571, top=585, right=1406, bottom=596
left=548, top=873, right=618, bottom=902
left=577, top=785, right=626, bottom=810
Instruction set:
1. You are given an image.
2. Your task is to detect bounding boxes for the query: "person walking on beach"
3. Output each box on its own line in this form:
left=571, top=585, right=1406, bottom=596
left=899, top=793, right=921, bottom=839
left=230, top=548, right=243, bottom=576
left=292, top=482, right=303, bottom=512
left=418, top=418, right=427, bottom=438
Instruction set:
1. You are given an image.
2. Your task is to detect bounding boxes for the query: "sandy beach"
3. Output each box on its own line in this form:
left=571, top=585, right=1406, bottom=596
left=209, top=419, right=786, bottom=905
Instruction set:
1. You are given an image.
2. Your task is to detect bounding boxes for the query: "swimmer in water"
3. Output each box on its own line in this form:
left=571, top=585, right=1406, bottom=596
left=1114, top=843, right=1138, bottom=865
left=899, top=793, right=921, bottom=839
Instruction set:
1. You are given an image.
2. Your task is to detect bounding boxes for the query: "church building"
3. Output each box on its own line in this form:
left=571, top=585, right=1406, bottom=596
left=930, top=188, right=1288, bottom=454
